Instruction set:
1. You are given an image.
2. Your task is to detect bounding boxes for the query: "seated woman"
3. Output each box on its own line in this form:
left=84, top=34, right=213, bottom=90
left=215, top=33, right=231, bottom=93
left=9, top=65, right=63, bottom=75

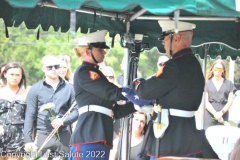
left=109, top=111, right=149, bottom=160
left=0, top=62, right=27, bottom=160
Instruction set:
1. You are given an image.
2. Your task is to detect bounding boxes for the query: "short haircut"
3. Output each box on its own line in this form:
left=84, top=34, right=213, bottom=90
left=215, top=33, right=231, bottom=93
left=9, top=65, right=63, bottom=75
left=41, top=54, right=58, bottom=67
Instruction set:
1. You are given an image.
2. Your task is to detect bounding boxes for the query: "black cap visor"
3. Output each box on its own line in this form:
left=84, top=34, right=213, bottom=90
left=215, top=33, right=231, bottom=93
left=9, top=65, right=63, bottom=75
left=89, top=42, right=110, bottom=49
left=159, top=29, right=193, bottom=40
left=159, top=30, right=174, bottom=41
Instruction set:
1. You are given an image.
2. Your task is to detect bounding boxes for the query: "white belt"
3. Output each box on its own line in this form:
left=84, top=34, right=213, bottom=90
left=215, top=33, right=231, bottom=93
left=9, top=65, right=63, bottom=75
left=153, top=108, right=195, bottom=139
left=78, top=105, right=113, bottom=118
left=169, top=109, right=195, bottom=118
left=153, top=108, right=195, bottom=117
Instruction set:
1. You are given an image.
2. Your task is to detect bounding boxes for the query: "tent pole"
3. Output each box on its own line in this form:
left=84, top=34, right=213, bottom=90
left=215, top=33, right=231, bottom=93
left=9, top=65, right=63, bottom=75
left=201, top=44, right=208, bottom=129
left=130, top=9, right=146, bottom=21
left=229, top=57, right=235, bottom=83
left=121, top=20, right=131, bottom=160
left=39, top=2, right=127, bottom=19
left=38, top=2, right=239, bottom=22
left=137, top=16, right=238, bottom=21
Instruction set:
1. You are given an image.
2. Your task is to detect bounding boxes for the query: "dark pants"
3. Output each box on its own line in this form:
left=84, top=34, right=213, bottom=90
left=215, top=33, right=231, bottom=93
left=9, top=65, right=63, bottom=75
left=149, top=130, right=219, bottom=160
left=68, top=142, right=110, bottom=160
left=36, top=130, right=70, bottom=160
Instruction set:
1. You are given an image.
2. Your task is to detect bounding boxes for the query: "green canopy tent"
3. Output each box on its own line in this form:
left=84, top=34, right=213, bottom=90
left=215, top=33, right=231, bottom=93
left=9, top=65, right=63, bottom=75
left=1, top=0, right=240, bottom=158
left=1, top=0, right=240, bottom=58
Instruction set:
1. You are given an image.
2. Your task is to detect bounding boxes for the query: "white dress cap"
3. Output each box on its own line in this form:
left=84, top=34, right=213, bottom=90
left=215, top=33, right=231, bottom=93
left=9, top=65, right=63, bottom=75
left=158, top=20, right=196, bottom=40
left=74, top=30, right=109, bottom=49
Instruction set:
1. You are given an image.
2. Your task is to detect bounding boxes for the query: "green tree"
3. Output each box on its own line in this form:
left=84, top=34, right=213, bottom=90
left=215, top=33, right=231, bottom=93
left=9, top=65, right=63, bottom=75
left=0, top=19, right=160, bottom=86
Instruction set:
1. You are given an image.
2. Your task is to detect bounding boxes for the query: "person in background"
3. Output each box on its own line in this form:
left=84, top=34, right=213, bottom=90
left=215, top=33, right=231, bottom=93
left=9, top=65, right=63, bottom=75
left=98, top=60, right=108, bottom=71
left=204, top=59, right=236, bottom=129
left=62, top=54, right=74, bottom=81
left=0, top=62, right=7, bottom=87
left=0, top=62, right=27, bottom=160
left=116, top=56, right=126, bottom=87
left=58, top=56, right=73, bottom=84
left=109, top=111, right=149, bottom=160
left=68, top=30, right=136, bottom=160
left=62, top=54, right=72, bottom=67
left=100, top=65, right=123, bottom=139
left=24, top=54, right=78, bottom=160
left=58, top=55, right=75, bottom=135
left=129, top=20, right=218, bottom=159
left=100, top=66, right=118, bottom=86
left=157, top=56, right=169, bottom=70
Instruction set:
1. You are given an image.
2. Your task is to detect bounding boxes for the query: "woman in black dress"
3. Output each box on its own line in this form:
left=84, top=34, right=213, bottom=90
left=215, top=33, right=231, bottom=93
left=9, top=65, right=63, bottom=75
left=0, top=62, right=27, bottom=160
left=204, top=59, right=236, bottom=129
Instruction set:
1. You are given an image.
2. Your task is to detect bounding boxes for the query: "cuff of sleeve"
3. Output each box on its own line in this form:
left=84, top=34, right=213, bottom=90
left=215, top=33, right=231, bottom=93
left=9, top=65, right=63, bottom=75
left=63, top=120, right=69, bottom=127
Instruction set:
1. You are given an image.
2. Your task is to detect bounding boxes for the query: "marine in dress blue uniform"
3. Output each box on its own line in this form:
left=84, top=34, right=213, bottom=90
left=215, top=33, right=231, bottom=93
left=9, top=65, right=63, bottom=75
left=130, top=21, right=219, bottom=159
left=69, top=30, right=136, bottom=160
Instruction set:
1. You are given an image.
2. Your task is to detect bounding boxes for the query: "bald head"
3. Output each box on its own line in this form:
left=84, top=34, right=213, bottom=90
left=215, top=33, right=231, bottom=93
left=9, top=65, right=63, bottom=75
left=178, top=31, right=193, bottom=43
left=162, top=31, right=193, bottom=56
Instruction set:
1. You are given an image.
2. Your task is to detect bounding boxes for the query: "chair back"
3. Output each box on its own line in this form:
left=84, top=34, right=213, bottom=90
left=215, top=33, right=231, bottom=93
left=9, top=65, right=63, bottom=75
left=206, top=126, right=240, bottom=160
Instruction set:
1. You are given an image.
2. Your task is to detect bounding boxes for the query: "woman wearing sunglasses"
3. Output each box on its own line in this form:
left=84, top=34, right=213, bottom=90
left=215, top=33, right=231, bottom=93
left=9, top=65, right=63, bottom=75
left=204, top=59, right=236, bottom=129
left=99, top=66, right=118, bottom=86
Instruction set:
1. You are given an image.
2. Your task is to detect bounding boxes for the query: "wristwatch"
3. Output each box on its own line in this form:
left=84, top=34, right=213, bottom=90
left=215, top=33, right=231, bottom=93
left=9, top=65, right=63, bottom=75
left=221, top=110, right=225, bottom=114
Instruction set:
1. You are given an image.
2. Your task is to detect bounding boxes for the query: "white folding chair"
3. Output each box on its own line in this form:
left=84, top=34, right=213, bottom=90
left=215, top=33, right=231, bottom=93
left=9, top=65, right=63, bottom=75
left=206, top=126, right=240, bottom=160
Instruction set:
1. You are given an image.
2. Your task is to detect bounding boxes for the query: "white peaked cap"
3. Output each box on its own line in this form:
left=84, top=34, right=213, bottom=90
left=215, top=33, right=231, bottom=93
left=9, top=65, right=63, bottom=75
left=158, top=20, right=196, bottom=40
left=74, top=30, right=109, bottom=49
left=158, top=56, right=169, bottom=64
left=158, top=20, right=196, bottom=33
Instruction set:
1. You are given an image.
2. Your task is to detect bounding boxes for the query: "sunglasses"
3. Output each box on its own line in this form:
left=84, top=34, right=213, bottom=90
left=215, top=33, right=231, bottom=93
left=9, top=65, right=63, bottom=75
left=213, top=68, right=223, bottom=72
left=45, top=65, right=60, bottom=70
left=106, top=76, right=114, bottom=80
left=158, top=63, right=164, bottom=67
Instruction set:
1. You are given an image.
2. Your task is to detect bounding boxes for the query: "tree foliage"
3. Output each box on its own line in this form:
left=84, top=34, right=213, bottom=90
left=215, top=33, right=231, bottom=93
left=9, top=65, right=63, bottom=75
left=0, top=20, right=162, bottom=86
left=2, top=20, right=237, bottom=88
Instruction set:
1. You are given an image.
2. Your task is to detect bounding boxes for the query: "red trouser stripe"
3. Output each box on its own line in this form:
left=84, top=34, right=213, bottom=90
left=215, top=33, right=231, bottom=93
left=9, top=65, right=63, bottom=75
left=76, top=144, right=80, bottom=160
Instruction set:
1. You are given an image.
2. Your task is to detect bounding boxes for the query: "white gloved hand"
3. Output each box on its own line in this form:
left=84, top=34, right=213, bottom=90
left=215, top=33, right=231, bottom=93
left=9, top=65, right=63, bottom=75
left=134, top=104, right=153, bottom=114
left=0, top=125, right=4, bottom=136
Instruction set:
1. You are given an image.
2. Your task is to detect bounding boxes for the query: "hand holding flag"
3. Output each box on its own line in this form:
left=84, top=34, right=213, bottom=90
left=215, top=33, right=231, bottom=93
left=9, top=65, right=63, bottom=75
left=122, top=87, right=154, bottom=106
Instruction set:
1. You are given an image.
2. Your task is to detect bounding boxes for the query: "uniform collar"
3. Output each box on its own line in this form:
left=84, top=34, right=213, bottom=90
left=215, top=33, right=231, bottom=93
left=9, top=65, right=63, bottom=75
left=42, top=76, right=65, bottom=86
left=172, top=48, right=192, bottom=59
left=82, top=61, right=99, bottom=69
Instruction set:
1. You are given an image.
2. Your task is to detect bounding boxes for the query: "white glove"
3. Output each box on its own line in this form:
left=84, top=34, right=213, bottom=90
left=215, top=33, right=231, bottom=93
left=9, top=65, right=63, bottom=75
left=0, top=125, right=4, bottom=136
left=134, top=104, right=153, bottom=114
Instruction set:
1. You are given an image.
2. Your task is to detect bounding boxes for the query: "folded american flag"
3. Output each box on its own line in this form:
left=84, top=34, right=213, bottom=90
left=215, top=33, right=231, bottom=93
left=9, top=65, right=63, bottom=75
left=122, top=88, right=154, bottom=106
